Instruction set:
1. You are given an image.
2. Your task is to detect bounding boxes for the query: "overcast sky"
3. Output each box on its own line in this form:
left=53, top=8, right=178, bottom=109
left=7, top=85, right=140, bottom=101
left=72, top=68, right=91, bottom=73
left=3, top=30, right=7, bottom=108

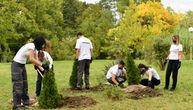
left=82, top=0, right=193, bottom=13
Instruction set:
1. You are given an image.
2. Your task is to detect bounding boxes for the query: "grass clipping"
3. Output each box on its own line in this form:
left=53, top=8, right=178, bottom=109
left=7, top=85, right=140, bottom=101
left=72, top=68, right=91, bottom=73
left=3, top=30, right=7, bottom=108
left=39, top=70, right=61, bottom=108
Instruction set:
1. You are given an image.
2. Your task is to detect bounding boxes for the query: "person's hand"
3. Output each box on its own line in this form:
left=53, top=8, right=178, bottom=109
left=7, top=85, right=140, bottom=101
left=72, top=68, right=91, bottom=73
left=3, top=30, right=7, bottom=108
left=163, top=59, right=167, bottom=66
left=178, top=61, right=181, bottom=69
left=90, top=57, right=93, bottom=63
left=34, top=65, right=38, bottom=70
left=148, top=81, right=152, bottom=87
left=42, top=64, right=49, bottom=70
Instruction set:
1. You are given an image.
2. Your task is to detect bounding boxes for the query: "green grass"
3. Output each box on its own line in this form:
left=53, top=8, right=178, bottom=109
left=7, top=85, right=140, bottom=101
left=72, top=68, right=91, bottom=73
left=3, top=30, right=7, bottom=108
left=1, top=60, right=193, bottom=110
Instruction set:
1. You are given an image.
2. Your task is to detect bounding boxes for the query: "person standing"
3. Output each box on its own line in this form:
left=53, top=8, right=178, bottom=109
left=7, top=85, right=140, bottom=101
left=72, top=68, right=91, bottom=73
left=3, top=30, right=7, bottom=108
left=11, top=36, right=48, bottom=110
left=138, top=64, right=160, bottom=88
left=75, top=32, right=93, bottom=90
left=35, top=50, right=53, bottom=99
left=164, top=35, right=183, bottom=91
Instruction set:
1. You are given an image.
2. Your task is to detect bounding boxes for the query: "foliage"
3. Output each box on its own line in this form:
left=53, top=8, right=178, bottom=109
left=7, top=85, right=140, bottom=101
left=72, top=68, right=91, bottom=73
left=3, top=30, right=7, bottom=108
left=126, top=53, right=140, bottom=85
left=39, top=69, right=61, bottom=109
left=69, top=59, right=78, bottom=88
left=105, top=86, right=123, bottom=100
left=153, top=38, right=170, bottom=70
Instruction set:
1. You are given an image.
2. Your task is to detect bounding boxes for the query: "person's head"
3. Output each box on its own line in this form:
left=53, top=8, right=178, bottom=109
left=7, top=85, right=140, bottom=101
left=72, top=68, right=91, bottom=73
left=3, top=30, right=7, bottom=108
left=118, top=60, right=125, bottom=70
left=38, top=51, right=44, bottom=62
left=138, top=63, right=148, bottom=75
left=33, top=36, right=46, bottom=51
left=77, top=32, right=83, bottom=38
left=172, top=35, right=180, bottom=45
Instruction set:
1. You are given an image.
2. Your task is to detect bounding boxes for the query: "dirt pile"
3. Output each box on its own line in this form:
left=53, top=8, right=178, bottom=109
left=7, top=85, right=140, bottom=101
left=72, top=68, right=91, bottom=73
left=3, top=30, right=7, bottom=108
left=122, top=85, right=162, bottom=99
left=62, top=96, right=97, bottom=108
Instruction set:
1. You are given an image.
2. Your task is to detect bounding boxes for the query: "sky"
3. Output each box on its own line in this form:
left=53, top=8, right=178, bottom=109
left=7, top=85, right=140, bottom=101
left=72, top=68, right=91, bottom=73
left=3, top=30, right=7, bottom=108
left=81, top=0, right=193, bottom=13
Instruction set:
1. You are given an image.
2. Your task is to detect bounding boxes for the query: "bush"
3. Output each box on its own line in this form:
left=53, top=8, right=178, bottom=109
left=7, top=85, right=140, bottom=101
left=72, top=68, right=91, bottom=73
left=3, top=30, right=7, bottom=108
left=69, top=59, right=78, bottom=88
left=153, top=39, right=170, bottom=70
left=39, top=70, right=61, bottom=109
left=126, top=53, right=140, bottom=85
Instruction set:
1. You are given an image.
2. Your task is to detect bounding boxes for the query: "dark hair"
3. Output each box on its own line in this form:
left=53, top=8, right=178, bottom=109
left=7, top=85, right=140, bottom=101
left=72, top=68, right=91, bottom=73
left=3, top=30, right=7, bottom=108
left=138, top=64, right=148, bottom=70
left=118, top=60, right=125, bottom=66
left=77, top=32, right=83, bottom=37
left=33, top=36, right=46, bottom=51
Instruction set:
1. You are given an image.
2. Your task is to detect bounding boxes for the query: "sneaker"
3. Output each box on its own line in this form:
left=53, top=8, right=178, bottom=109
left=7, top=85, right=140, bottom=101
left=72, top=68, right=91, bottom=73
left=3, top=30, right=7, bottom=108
left=169, top=88, right=175, bottom=92
left=85, top=87, right=90, bottom=90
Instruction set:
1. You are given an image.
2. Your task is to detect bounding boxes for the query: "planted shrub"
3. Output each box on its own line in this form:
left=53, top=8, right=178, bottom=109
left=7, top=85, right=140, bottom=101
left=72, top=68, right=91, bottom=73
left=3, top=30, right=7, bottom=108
left=39, top=70, right=61, bottom=109
left=126, top=53, right=141, bottom=85
left=69, top=59, right=78, bottom=88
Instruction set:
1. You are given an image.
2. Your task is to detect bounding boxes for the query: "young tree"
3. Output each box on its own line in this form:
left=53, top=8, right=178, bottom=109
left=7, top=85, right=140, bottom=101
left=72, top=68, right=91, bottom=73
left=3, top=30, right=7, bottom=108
left=69, top=59, right=78, bottom=88
left=126, top=53, right=140, bottom=85
left=39, top=69, right=61, bottom=108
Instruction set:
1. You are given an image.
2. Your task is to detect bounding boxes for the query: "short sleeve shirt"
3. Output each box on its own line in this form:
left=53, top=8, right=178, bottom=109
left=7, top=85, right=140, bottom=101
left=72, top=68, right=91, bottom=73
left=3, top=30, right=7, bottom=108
left=13, top=43, right=35, bottom=64
left=169, top=44, right=183, bottom=60
left=75, top=36, right=93, bottom=61
left=106, top=65, right=126, bottom=79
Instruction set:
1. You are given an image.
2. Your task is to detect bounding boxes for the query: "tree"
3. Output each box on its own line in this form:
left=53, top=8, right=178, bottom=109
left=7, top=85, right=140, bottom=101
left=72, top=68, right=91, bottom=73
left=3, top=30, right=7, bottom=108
left=39, top=70, right=61, bottom=109
left=126, top=52, right=140, bottom=85
left=69, top=59, right=79, bottom=88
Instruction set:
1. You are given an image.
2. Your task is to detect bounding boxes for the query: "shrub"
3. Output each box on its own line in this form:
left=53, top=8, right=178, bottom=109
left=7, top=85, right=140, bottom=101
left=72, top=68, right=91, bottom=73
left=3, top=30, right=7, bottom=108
left=153, top=38, right=170, bottom=70
left=69, top=59, right=78, bottom=88
left=126, top=53, right=141, bottom=85
left=39, top=70, right=61, bottom=109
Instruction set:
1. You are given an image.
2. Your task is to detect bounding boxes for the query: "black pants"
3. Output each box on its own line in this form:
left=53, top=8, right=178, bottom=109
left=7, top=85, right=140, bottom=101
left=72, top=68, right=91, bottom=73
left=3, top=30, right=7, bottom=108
left=165, top=60, right=179, bottom=89
left=140, top=77, right=160, bottom=88
left=36, top=65, right=53, bottom=97
left=36, top=71, right=43, bottom=97
left=77, top=59, right=91, bottom=88
left=11, top=61, right=29, bottom=108
left=107, top=76, right=126, bottom=85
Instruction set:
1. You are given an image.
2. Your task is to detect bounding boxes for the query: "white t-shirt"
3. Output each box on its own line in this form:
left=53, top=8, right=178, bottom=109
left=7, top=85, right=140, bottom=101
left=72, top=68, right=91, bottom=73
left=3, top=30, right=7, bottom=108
left=106, top=65, right=126, bottom=79
left=42, top=51, right=53, bottom=69
left=13, top=43, right=35, bottom=64
left=75, top=36, right=93, bottom=61
left=145, top=68, right=160, bottom=80
left=169, top=44, right=183, bottom=60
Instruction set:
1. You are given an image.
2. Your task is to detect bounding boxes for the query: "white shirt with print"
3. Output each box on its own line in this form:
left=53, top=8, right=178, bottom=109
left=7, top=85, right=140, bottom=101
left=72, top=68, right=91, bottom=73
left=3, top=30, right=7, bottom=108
left=75, top=36, right=93, bottom=61
left=106, top=65, right=126, bottom=79
left=145, top=68, right=160, bottom=80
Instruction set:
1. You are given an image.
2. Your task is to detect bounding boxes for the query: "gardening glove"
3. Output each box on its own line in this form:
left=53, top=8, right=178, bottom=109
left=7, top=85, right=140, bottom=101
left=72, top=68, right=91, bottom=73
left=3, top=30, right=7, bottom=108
left=148, top=81, right=152, bottom=87
left=42, top=64, right=49, bottom=71
left=163, top=59, right=167, bottom=66
left=178, top=61, right=181, bottom=69
left=34, top=65, right=38, bottom=70
left=90, top=57, right=93, bottom=63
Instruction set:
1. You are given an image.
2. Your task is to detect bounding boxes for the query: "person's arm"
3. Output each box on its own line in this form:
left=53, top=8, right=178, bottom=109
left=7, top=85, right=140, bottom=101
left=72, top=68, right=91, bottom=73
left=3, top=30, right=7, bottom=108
left=28, top=49, right=44, bottom=71
left=76, top=49, right=80, bottom=59
left=112, top=74, right=119, bottom=85
left=147, top=71, right=152, bottom=81
left=179, top=51, right=183, bottom=61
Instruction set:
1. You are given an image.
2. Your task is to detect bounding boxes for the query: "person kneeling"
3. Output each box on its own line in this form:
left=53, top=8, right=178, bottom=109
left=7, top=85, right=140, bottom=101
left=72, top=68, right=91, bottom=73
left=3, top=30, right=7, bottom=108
left=138, top=64, right=160, bottom=89
left=106, top=60, right=127, bottom=87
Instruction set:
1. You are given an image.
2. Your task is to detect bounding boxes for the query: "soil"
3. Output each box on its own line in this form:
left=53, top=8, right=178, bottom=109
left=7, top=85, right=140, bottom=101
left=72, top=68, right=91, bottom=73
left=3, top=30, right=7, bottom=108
left=62, top=95, right=97, bottom=108
left=122, top=85, right=162, bottom=100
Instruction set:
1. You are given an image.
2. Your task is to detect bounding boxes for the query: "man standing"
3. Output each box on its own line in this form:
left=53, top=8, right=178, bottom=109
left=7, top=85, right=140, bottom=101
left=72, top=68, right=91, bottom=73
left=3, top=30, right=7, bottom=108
left=75, top=32, right=93, bottom=90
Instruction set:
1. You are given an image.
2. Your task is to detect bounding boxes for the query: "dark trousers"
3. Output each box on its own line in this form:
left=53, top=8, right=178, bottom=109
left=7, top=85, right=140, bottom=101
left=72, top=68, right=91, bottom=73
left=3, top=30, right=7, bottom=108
left=107, top=76, right=126, bottom=85
left=77, top=59, right=91, bottom=88
left=165, top=60, right=179, bottom=89
left=36, top=65, right=53, bottom=97
left=140, top=77, right=160, bottom=88
left=36, top=71, right=43, bottom=97
left=11, top=61, right=29, bottom=108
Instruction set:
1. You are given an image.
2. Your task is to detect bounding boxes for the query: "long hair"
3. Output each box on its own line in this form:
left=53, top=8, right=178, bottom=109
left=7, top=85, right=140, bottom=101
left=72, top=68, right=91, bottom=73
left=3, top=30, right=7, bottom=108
left=138, top=63, right=148, bottom=74
left=173, top=35, right=180, bottom=45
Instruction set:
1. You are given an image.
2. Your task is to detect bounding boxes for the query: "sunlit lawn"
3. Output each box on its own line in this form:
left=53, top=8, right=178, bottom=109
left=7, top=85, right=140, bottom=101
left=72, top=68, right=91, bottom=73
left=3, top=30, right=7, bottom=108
left=1, top=60, right=193, bottom=110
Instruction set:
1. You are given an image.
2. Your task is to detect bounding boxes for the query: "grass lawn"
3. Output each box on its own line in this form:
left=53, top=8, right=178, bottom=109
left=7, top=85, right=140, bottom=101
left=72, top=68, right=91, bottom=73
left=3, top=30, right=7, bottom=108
left=1, top=60, right=193, bottom=110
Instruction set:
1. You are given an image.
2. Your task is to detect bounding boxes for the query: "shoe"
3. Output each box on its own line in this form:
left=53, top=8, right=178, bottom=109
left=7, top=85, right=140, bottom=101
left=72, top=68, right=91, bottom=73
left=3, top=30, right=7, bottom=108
left=85, top=87, right=90, bottom=90
left=164, top=87, right=168, bottom=90
left=169, top=88, right=175, bottom=92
